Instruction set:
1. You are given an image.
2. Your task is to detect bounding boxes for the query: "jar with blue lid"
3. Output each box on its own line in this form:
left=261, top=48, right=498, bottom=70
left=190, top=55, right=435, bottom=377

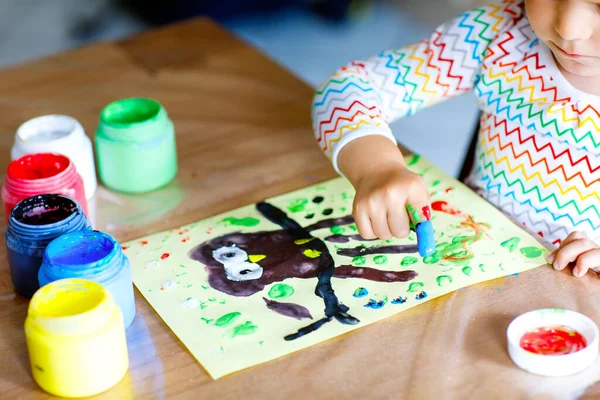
left=38, top=230, right=136, bottom=329
left=5, top=194, right=91, bottom=297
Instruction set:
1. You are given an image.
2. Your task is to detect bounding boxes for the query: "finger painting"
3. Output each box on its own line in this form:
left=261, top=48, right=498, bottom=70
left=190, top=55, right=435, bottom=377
left=125, top=155, right=549, bottom=379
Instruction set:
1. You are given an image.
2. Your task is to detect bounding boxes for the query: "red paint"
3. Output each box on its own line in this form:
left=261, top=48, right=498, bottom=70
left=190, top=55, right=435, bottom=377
left=179, top=229, right=189, bottom=235
left=161, top=253, right=170, bottom=260
left=422, top=206, right=431, bottom=220
left=431, top=201, right=464, bottom=217
left=520, top=325, right=587, bottom=355
left=122, top=246, right=129, bottom=251
left=1, top=153, right=87, bottom=222
left=537, top=231, right=544, bottom=237
left=445, top=187, right=453, bottom=193
left=140, top=240, right=148, bottom=246
left=181, top=237, right=190, bottom=243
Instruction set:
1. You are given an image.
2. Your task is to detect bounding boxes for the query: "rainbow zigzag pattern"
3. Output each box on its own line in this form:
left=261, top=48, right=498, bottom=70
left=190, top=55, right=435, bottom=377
left=312, top=0, right=600, bottom=246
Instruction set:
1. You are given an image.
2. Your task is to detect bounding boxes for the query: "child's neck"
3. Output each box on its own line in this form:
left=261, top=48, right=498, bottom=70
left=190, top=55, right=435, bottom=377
left=556, top=61, right=600, bottom=97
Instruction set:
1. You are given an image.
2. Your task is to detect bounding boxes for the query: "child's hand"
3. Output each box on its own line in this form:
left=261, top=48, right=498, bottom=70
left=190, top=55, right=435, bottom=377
left=548, top=232, right=600, bottom=277
left=352, top=162, right=431, bottom=240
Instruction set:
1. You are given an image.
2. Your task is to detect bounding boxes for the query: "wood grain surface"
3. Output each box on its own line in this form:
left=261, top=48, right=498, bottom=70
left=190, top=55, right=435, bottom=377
left=0, top=18, right=598, bottom=400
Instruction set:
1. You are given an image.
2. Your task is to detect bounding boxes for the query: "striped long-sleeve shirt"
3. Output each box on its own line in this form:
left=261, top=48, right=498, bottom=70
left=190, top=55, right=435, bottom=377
left=312, top=0, right=600, bottom=247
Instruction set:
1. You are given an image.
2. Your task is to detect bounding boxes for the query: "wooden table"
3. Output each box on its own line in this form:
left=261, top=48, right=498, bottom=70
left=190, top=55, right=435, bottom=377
left=1, top=18, right=600, bottom=400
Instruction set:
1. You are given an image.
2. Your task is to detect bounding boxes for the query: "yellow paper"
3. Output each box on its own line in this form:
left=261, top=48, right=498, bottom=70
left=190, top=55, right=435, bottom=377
left=126, top=155, right=548, bottom=379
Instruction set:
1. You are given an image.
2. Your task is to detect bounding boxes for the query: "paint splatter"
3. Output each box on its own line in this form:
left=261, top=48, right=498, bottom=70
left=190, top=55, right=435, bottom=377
left=374, top=255, right=388, bottom=265
left=201, top=318, right=213, bottom=324
left=140, top=240, right=148, bottom=246
left=520, top=246, right=544, bottom=258
left=268, top=283, right=294, bottom=299
left=161, top=280, right=177, bottom=290
left=305, top=213, right=315, bottom=219
left=221, top=217, right=260, bottom=227
left=462, top=266, right=472, bottom=276
left=364, top=296, right=388, bottom=309
left=415, top=291, right=428, bottom=300
left=479, top=264, right=486, bottom=272
left=501, top=237, right=520, bottom=253
left=161, top=253, right=170, bottom=260
left=122, top=246, right=129, bottom=251
left=349, top=224, right=358, bottom=232
left=436, top=275, right=453, bottom=286
left=330, top=226, right=345, bottom=235
left=407, top=282, right=424, bottom=292
left=312, top=196, right=324, bottom=204
left=303, top=249, right=321, bottom=258
left=231, top=321, right=258, bottom=338
left=263, top=298, right=313, bottom=320
left=294, top=238, right=315, bottom=245
left=407, top=154, right=420, bottom=166
left=145, top=260, right=159, bottom=269
left=401, top=256, right=419, bottom=266
left=287, top=198, right=308, bottom=213
left=215, top=312, right=242, bottom=327
left=248, top=254, right=266, bottom=263
left=183, top=298, right=201, bottom=308
left=352, top=256, right=366, bottom=266
left=322, top=208, right=333, bottom=216
left=175, top=272, right=188, bottom=277
left=391, top=296, right=407, bottom=304
left=353, top=287, right=368, bottom=298
left=181, top=237, right=190, bottom=243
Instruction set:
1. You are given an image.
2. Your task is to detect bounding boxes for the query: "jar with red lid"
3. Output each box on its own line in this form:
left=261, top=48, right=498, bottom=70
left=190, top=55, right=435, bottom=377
left=1, top=153, right=88, bottom=221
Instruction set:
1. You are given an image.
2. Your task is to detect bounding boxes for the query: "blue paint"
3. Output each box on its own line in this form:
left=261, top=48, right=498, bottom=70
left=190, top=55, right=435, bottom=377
left=391, top=296, right=407, bottom=304
left=415, top=220, right=435, bottom=257
left=352, top=287, right=368, bottom=298
left=415, top=291, right=428, bottom=300
left=4, top=195, right=91, bottom=297
left=38, top=230, right=136, bottom=328
left=364, top=298, right=387, bottom=309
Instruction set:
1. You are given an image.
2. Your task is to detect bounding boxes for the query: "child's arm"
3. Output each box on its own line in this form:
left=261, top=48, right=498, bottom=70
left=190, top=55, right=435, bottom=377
left=549, top=232, right=600, bottom=278
left=313, top=0, right=523, bottom=240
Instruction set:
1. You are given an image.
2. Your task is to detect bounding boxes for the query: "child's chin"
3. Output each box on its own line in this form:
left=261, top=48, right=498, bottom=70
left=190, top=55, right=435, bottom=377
left=556, top=56, right=600, bottom=78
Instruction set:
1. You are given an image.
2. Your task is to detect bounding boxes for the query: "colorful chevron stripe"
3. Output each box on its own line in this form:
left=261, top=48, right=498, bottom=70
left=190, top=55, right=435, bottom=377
left=312, top=0, right=600, bottom=246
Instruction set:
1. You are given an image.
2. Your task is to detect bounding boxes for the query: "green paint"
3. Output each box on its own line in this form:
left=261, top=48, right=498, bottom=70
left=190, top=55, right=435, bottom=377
left=231, top=321, right=258, bottom=338
left=436, top=275, right=453, bottom=286
left=221, top=217, right=260, bottom=227
left=180, top=264, right=186, bottom=268
left=499, top=263, right=504, bottom=270
left=200, top=302, right=208, bottom=310
left=352, top=256, right=366, bottom=266
left=259, top=341, right=264, bottom=345
left=401, top=256, right=419, bottom=266
left=407, top=282, right=424, bottom=292
left=176, top=272, right=188, bottom=277
left=432, top=180, right=441, bottom=187
left=520, top=246, right=544, bottom=258
left=215, top=312, right=241, bottom=327
left=201, top=318, right=213, bottom=324
left=208, top=298, right=217, bottom=302
left=148, top=289, right=152, bottom=292
left=287, top=198, right=308, bottom=213
left=462, top=266, right=472, bottom=276
left=407, top=154, right=420, bottom=166
left=501, top=237, right=520, bottom=253
left=185, top=284, right=193, bottom=289
left=349, top=224, right=358, bottom=232
left=419, top=168, right=431, bottom=177
left=479, top=264, right=486, bottom=272
left=340, top=207, right=347, bottom=212
left=330, top=226, right=346, bottom=235
left=219, top=299, right=226, bottom=304
left=268, top=284, right=294, bottom=299
left=374, top=255, right=388, bottom=265
left=201, top=285, right=209, bottom=290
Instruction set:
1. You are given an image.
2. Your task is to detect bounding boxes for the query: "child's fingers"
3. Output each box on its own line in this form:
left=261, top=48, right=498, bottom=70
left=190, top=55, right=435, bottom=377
left=548, top=232, right=587, bottom=263
left=553, top=238, right=597, bottom=271
left=369, top=207, right=392, bottom=240
left=573, top=249, right=600, bottom=277
left=387, top=204, right=410, bottom=238
left=353, top=206, right=375, bottom=240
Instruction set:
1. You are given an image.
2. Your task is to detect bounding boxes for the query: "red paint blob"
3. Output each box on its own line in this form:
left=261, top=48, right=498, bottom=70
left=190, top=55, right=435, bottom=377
left=140, top=240, right=148, bottom=246
left=122, top=246, right=129, bottom=251
left=422, top=206, right=431, bottom=220
left=161, top=253, right=170, bottom=260
left=431, top=201, right=464, bottom=216
left=520, top=325, right=587, bottom=355
left=445, top=187, right=453, bottom=193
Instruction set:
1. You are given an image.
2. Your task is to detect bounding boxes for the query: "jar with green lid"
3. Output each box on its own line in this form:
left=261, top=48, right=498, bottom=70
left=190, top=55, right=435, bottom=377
left=95, top=98, right=178, bottom=193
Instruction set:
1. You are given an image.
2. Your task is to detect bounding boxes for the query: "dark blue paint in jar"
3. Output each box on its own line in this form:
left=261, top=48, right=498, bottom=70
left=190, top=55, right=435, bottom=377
left=5, top=194, right=91, bottom=297
left=38, top=230, right=136, bottom=329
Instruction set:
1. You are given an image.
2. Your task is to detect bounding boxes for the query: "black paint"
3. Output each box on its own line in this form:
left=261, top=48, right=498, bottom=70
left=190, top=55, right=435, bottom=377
left=322, top=208, right=333, bottom=216
left=304, top=213, right=315, bottom=219
left=12, top=194, right=78, bottom=226
left=312, top=196, right=324, bottom=204
left=337, top=244, right=419, bottom=257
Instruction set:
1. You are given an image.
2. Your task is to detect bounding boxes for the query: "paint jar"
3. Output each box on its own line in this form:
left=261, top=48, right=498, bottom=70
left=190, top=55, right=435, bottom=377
left=1, top=153, right=88, bottom=222
left=39, top=230, right=136, bottom=328
left=11, top=115, right=98, bottom=199
left=25, top=278, right=128, bottom=397
left=5, top=194, right=91, bottom=297
left=95, top=98, right=178, bottom=193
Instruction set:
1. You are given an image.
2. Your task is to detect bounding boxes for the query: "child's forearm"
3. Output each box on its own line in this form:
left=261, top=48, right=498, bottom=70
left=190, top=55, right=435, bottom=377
left=338, top=136, right=406, bottom=186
